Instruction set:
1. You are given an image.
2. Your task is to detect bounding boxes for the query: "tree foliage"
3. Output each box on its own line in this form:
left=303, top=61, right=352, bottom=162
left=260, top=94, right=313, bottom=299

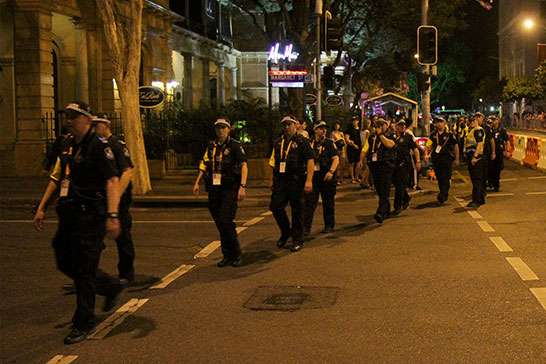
left=502, top=77, right=543, bottom=102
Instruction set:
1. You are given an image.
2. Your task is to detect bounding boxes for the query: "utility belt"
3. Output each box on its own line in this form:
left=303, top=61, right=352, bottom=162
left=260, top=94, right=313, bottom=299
left=56, top=197, right=106, bottom=216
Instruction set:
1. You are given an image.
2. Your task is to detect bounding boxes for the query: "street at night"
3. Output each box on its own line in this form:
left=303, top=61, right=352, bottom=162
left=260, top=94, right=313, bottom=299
left=1, top=160, right=545, bottom=363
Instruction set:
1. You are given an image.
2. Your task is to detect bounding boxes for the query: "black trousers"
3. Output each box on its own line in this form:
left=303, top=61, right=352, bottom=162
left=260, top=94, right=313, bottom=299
left=53, top=205, right=119, bottom=331
left=482, top=154, right=489, bottom=190
left=304, top=177, right=336, bottom=232
left=208, top=187, right=241, bottom=260
left=270, top=175, right=305, bottom=242
left=488, top=152, right=504, bottom=189
left=115, top=204, right=135, bottom=280
left=392, top=164, right=410, bottom=210
left=369, top=162, right=393, bottom=217
left=467, top=155, right=486, bottom=204
left=432, top=158, right=453, bottom=202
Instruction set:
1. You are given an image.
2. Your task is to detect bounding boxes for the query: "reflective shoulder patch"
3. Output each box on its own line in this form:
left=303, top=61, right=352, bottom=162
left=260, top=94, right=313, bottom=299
left=123, top=147, right=130, bottom=158
left=104, top=147, right=115, bottom=160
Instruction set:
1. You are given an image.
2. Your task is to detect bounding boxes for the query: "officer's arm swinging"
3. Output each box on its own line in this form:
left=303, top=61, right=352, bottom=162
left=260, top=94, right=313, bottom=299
left=33, top=180, right=59, bottom=232
left=325, top=155, right=339, bottom=181
left=490, top=135, right=496, bottom=160
left=119, top=167, right=133, bottom=196
left=238, top=162, right=248, bottom=201
left=106, top=176, right=121, bottom=239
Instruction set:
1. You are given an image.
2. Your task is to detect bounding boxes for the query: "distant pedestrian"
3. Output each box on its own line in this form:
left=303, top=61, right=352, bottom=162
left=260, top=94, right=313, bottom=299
left=345, top=116, right=362, bottom=183
left=269, top=116, right=314, bottom=252
left=193, top=118, right=248, bottom=267
left=330, top=121, right=346, bottom=183
left=297, top=118, right=310, bottom=139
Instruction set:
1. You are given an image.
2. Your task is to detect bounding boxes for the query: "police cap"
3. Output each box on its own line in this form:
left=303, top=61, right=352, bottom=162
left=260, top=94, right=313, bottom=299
left=214, top=118, right=231, bottom=128
left=65, top=101, right=93, bottom=119
left=281, top=115, right=297, bottom=125
left=92, top=112, right=111, bottom=125
left=313, top=121, right=328, bottom=130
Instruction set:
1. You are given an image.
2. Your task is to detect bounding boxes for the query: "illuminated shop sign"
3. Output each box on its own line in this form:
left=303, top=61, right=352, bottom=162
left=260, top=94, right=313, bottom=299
left=268, top=43, right=299, bottom=63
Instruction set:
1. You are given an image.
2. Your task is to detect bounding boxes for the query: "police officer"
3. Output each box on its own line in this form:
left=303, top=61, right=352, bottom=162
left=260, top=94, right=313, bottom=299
left=304, top=121, right=339, bottom=234
left=464, top=114, right=486, bottom=208
left=476, top=112, right=496, bottom=191
left=424, top=117, right=460, bottom=204
left=361, top=119, right=396, bottom=223
left=392, top=120, right=421, bottom=214
left=269, top=115, right=314, bottom=252
left=488, top=116, right=509, bottom=191
left=193, top=118, right=248, bottom=267
left=93, top=113, right=135, bottom=286
left=33, top=102, right=123, bottom=344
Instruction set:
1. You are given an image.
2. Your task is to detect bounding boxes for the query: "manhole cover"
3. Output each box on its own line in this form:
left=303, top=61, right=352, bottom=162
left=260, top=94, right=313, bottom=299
left=244, top=286, right=339, bottom=311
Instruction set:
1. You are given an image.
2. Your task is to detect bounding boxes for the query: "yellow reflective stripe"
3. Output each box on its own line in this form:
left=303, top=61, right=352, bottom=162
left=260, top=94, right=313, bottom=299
left=425, top=138, right=433, bottom=147
left=362, top=140, right=369, bottom=154
left=50, top=157, right=62, bottom=181
left=199, top=151, right=208, bottom=172
left=269, top=149, right=275, bottom=168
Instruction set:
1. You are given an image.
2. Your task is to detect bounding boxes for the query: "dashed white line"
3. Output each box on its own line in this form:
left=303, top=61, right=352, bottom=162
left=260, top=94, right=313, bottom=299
left=467, top=210, right=482, bottom=219
left=88, top=298, right=149, bottom=340
left=261, top=211, right=273, bottom=216
left=454, top=196, right=464, bottom=202
left=194, top=241, right=221, bottom=258
left=149, top=265, right=194, bottom=289
left=530, top=288, right=546, bottom=311
left=528, top=176, right=546, bottom=180
left=525, top=192, right=546, bottom=195
left=505, top=257, right=539, bottom=281
left=487, top=193, right=514, bottom=197
left=476, top=221, right=495, bottom=232
left=489, top=236, right=513, bottom=252
left=499, top=178, right=518, bottom=182
left=244, top=216, right=265, bottom=227
left=45, top=355, right=78, bottom=364
left=454, top=170, right=470, bottom=184
left=236, top=226, right=248, bottom=234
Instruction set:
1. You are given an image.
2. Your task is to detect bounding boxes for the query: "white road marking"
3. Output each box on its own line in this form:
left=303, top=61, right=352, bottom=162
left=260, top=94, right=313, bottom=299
left=88, top=298, right=149, bottom=340
left=236, top=226, right=247, bottom=234
left=528, top=176, right=546, bottom=180
left=194, top=241, right=221, bottom=258
left=486, top=193, right=514, bottom=197
left=505, top=258, right=539, bottom=281
left=459, top=202, right=467, bottom=207
left=530, top=288, right=546, bottom=311
left=244, top=216, right=264, bottom=227
left=454, top=170, right=470, bottom=184
left=489, top=236, right=513, bottom=252
left=525, top=192, right=546, bottom=195
left=149, top=265, right=194, bottom=289
left=476, top=221, right=495, bottom=232
left=0, top=220, right=245, bottom=224
left=454, top=196, right=464, bottom=202
left=261, top=211, right=273, bottom=216
left=45, top=356, right=78, bottom=364
left=467, top=210, right=482, bottom=219
left=499, top=178, right=518, bottom=182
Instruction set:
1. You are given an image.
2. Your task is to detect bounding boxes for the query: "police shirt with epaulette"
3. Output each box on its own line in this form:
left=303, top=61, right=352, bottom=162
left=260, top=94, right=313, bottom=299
left=464, top=126, right=485, bottom=155
left=199, top=137, right=247, bottom=190
left=492, top=127, right=509, bottom=152
left=50, top=129, right=119, bottom=203
left=428, top=129, right=457, bottom=161
left=482, top=124, right=494, bottom=156
left=394, top=133, right=418, bottom=167
left=269, top=133, right=314, bottom=177
left=366, top=132, right=396, bottom=164
left=104, top=135, right=134, bottom=204
left=310, top=137, right=338, bottom=179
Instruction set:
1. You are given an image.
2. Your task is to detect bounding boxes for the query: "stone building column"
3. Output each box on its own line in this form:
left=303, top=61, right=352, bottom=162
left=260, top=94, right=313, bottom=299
left=13, top=3, right=54, bottom=175
left=201, top=58, right=210, bottom=106
left=73, top=18, right=89, bottom=102
left=230, top=67, right=238, bottom=101
left=217, top=62, right=225, bottom=105
left=182, top=52, right=193, bottom=108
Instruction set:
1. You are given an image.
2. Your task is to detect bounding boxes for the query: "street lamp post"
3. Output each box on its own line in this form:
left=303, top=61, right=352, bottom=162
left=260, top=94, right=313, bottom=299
left=315, top=0, right=322, bottom=121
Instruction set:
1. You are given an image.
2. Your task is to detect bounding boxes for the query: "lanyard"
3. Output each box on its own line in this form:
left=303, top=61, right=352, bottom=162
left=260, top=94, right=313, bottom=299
left=436, top=132, right=449, bottom=148
left=64, top=146, right=74, bottom=177
left=212, top=139, right=228, bottom=172
left=280, top=138, right=293, bottom=161
left=372, top=136, right=379, bottom=153
left=311, top=140, right=323, bottom=156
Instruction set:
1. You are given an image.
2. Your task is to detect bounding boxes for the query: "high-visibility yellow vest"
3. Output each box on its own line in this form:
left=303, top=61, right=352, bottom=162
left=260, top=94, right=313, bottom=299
left=464, top=125, right=484, bottom=150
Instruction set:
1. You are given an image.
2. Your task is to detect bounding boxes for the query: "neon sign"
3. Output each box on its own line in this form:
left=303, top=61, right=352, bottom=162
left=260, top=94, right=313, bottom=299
left=268, top=43, right=299, bottom=63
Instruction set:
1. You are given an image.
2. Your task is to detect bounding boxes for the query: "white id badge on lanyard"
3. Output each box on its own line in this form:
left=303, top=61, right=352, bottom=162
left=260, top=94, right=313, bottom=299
left=372, top=153, right=378, bottom=162
left=60, top=179, right=70, bottom=197
left=314, top=163, right=320, bottom=171
left=435, top=146, right=442, bottom=154
left=279, top=162, right=286, bottom=173
left=212, top=173, right=222, bottom=185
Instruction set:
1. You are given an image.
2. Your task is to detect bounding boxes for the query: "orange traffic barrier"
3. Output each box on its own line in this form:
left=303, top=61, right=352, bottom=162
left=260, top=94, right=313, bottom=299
left=507, top=134, right=515, bottom=159
left=511, top=136, right=527, bottom=164
left=428, top=169, right=436, bottom=180
left=523, top=137, right=541, bottom=168
left=537, top=138, right=546, bottom=172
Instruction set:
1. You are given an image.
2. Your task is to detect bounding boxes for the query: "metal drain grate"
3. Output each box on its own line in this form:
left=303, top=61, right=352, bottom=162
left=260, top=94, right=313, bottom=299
left=244, top=286, right=339, bottom=311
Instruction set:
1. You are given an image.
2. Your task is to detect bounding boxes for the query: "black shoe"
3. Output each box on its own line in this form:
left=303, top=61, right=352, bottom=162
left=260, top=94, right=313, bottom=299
left=231, top=256, right=243, bottom=267
left=303, top=230, right=310, bottom=237
left=217, top=258, right=234, bottom=268
left=119, top=278, right=134, bottom=288
left=373, top=213, right=384, bottom=224
left=103, top=283, right=123, bottom=312
left=64, top=327, right=95, bottom=345
left=291, top=242, right=303, bottom=252
left=62, top=283, right=76, bottom=292
left=322, top=226, right=334, bottom=233
left=402, top=197, right=411, bottom=210
left=414, top=186, right=423, bottom=191
left=466, top=201, right=481, bottom=208
left=276, top=235, right=290, bottom=248
left=392, top=209, right=401, bottom=216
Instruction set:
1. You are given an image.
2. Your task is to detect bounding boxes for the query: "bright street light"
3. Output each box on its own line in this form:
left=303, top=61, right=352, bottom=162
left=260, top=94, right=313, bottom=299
left=524, top=18, right=546, bottom=31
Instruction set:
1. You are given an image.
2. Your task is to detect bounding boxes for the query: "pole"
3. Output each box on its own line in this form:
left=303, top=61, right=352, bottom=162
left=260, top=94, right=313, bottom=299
left=268, top=60, right=273, bottom=151
left=421, top=0, right=431, bottom=135
left=315, top=0, right=322, bottom=121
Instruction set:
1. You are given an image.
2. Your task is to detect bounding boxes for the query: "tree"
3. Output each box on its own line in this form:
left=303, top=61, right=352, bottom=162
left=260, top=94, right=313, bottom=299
left=472, top=76, right=507, bottom=106
left=536, top=60, right=546, bottom=94
left=96, top=0, right=151, bottom=195
left=502, top=78, right=543, bottom=102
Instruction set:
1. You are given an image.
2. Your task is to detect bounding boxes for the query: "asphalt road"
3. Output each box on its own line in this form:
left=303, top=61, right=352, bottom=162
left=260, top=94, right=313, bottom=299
left=1, top=161, right=545, bottom=364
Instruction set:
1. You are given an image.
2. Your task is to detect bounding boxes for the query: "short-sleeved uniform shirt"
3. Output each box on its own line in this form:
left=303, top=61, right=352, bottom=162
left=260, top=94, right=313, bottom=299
left=199, top=137, right=247, bottom=190
left=426, top=130, right=457, bottom=162
left=106, top=135, right=134, bottom=205
left=464, top=126, right=485, bottom=156
left=482, top=124, right=494, bottom=156
left=394, top=133, right=418, bottom=167
left=310, top=136, right=338, bottom=180
left=492, top=127, right=509, bottom=153
left=269, top=133, right=314, bottom=178
left=51, top=129, right=119, bottom=204
left=366, top=133, right=396, bottom=165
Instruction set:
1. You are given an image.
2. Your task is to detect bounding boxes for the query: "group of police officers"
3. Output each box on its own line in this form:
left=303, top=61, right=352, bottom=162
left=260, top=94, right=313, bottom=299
left=33, top=101, right=510, bottom=345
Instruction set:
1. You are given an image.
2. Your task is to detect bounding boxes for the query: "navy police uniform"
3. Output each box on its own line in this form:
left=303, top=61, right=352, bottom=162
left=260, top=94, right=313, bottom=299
left=199, top=137, right=247, bottom=261
left=427, top=129, right=458, bottom=203
left=50, top=129, right=122, bottom=332
left=393, top=133, right=417, bottom=211
left=465, top=126, right=486, bottom=205
left=304, top=136, right=338, bottom=233
left=488, top=126, right=509, bottom=191
left=269, top=133, right=314, bottom=244
left=366, top=132, right=396, bottom=220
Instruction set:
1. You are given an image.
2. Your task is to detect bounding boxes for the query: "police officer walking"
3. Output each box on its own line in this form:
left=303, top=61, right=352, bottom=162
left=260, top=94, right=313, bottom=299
left=193, top=118, right=248, bottom=267
left=269, top=116, right=314, bottom=252
left=33, top=102, right=123, bottom=344
left=464, top=114, right=486, bottom=208
left=476, top=112, right=496, bottom=191
left=424, top=117, right=459, bottom=204
left=488, top=116, right=510, bottom=191
left=359, top=119, right=395, bottom=224
left=304, top=121, right=339, bottom=234
left=93, top=113, right=135, bottom=286
left=392, top=121, right=421, bottom=214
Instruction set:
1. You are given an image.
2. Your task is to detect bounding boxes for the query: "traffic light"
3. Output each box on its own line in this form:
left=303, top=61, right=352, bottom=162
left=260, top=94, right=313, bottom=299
left=417, top=25, right=438, bottom=65
left=326, top=17, right=342, bottom=55
left=323, top=65, right=335, bottom=90
left=417, top=72, right=430, bottom=92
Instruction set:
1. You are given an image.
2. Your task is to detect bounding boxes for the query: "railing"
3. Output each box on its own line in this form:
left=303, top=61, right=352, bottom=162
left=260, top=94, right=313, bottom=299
left=502, top=113, right=546, bottom=132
